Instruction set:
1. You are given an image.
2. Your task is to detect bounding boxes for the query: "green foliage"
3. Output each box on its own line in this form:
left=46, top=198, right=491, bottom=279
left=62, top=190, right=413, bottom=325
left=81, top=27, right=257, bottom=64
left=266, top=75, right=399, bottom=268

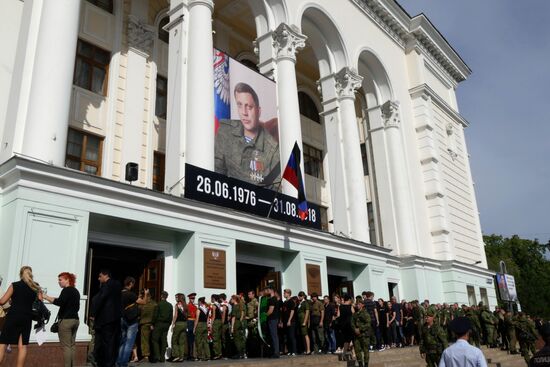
left=484, top=234, right=550, bottom=318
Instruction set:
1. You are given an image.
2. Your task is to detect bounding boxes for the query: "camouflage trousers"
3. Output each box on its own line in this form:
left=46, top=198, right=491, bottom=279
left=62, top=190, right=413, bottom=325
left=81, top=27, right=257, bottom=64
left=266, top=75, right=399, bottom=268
left=211, top=320, right=223, bottom=357
left=171, top=321, right=188, bottom=359
left=232, top=320, right=246, bottom=356
left=519, top=341, right=535, bottom=364
left=195, top=322, right=211, bottom=360
left=425, top=352, right=442, bottom=367
left=354, top=334, right=370, bottom=367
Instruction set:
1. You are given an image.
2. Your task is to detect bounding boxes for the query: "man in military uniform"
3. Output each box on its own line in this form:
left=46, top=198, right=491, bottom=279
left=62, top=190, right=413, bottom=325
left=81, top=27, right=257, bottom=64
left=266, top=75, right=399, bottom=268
left=309, top=293, right=325, bottom=353
left=504, top=310, right=518, bottom=354
left=419, top=306, right=448, bottom=367
left=138, top=290, right=157, bottom=362
left=466, top=306, right=482, bottom=347
left=480, top=304, right=497, bottom=347
left=245, top=290, right=259, bottom=353
left=412, top=300, right=425, bottom=341
left=353, top=296, right=372, bottom=367
left=151, top=291, right=173, bottom=362
left=297, top=291, right=311, bottom=354
left=516, top=312, right=537, bottom=364
left=215, top=82, right=280, bottom=187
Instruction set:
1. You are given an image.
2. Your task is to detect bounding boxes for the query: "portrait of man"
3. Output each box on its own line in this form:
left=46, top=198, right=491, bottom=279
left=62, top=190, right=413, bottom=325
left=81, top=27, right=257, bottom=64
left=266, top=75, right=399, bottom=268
left=215, top=82, right=280, bottom=187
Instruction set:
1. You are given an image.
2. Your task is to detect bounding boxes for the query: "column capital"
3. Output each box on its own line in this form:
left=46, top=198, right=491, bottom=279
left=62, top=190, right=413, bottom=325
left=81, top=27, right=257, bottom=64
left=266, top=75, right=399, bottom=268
left=127, top=15, right=155, bottom=57
left=272, top=23, right=307, bottom=63
left=381, top=100, right=400, bottom=128
left=188, top=0, right=214, bottom=12
left=335, top=67, right=363, bottom=100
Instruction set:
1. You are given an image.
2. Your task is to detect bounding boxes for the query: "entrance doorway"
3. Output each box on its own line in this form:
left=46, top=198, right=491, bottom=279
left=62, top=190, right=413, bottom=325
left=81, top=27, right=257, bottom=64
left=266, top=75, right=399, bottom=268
left=86, top=243, right=164, bottom=305
left=236, top=262, right=281, bottom=295
left=328, top=274, right=354, bottom=298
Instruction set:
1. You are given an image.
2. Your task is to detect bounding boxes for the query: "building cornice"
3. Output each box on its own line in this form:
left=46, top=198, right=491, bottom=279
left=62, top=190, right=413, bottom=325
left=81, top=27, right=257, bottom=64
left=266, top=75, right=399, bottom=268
left=409, top=83, right=469, bottom=127
left=350, top=0, right=471, bottom=84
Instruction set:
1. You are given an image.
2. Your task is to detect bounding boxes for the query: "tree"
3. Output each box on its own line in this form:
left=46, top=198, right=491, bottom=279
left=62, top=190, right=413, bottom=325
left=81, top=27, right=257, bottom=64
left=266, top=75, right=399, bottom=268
left=484, top=234, right=550, bottom=318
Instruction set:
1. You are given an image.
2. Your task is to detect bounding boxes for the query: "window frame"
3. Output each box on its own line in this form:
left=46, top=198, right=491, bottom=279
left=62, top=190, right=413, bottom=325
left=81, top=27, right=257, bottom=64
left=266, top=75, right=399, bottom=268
left=155, top=75, right=168, bottom=119
left=73, top=39, right=111, bottom=96
left=65, top=128, right=104, bottom=176
left=152, top=151, right=166, bottom=192
left=303, top=143, right=324, bottom=180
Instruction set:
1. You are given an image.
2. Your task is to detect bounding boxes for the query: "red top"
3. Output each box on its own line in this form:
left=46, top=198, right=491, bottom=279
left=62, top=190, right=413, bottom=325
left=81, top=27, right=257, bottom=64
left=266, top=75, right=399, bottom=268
left=187, top=302, right=197, bottom=320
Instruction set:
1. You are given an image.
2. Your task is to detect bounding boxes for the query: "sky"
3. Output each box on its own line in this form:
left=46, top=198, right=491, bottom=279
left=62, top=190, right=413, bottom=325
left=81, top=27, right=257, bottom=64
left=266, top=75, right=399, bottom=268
left=397, top=0, right=550, bottom=244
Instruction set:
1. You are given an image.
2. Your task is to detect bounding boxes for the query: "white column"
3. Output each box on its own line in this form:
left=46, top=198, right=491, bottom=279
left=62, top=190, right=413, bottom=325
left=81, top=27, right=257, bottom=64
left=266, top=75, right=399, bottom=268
left=185, top=0, right=215, bottom=170
left=272, top=23, right=307, bottom=195
left=334, top=67, right=370, bottom=243
left=20, top=0, right=81, bottom=165
left=381, top=101, right=416, bottom=255
left=121, top=12, right=155, bottom=184
left=164, top=1, right=187, bottom=195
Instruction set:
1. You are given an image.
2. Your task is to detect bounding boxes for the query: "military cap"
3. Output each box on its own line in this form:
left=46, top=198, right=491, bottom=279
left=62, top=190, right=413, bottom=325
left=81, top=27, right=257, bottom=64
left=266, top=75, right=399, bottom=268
left=426, top=306, right=437, bottom=317
left=450, top=316, right=472, bottom=334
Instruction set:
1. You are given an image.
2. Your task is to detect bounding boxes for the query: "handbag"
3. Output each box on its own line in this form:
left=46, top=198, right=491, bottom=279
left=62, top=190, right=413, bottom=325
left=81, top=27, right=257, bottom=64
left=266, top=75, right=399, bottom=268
left=50, top=315, right=60, bottom=333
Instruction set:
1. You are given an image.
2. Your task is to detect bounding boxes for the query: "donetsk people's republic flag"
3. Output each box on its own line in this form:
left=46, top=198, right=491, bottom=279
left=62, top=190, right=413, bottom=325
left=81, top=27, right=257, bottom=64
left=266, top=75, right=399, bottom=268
left=213, top=49, right=230, bottom=133
left=282, top=142, right=308, bottom=220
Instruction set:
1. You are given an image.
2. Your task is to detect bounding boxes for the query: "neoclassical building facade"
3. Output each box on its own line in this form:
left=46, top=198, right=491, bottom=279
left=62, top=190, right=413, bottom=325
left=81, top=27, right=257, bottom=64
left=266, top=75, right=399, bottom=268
left=0, top=0, right=496, bottom=347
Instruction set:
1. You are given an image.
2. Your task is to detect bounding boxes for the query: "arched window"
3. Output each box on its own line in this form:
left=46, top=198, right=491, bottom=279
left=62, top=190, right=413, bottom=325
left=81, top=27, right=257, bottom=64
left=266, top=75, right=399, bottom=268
left=298, top=91, right=320, bottom=123
left=158, top=16, right=169, bottom=44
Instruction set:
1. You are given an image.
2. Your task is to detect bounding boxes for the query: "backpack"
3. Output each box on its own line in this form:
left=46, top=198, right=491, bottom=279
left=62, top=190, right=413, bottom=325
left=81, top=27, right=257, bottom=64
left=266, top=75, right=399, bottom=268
left=31, top=298, right=51, bottom=326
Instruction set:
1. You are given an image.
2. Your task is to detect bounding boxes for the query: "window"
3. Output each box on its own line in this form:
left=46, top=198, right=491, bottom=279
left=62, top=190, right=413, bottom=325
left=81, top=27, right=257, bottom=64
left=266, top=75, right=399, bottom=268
left=480, top=287, right=489, bottom=307
left=158, top=16, right=169, bottom=43
left=73, top=39, right=110, bottom=95
left=467, top=285, right=477, bottom=306
left=303, top=144, right=324, bottom=180
left=360, top=142, right=369, bottom=176
left=298, top=91, right=320, bottom=123
left=367, top=202, right=377, bottom=245
left=65, top=128, right=103, bottom=175
left=153, top=151, right=165, bottom=192
left=320, top=207, right=329, bottom=232
left=86, top=0, right=113, bottom=13
left=155, top=76, right=168, bottom=119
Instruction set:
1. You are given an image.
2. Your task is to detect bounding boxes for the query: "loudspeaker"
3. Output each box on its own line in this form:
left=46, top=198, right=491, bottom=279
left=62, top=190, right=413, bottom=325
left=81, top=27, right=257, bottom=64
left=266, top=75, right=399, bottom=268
left=125, top=162, right=138, bottom=182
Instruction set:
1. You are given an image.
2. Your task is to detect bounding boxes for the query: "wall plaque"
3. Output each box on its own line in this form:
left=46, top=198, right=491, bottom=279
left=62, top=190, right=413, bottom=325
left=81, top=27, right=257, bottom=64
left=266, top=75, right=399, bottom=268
left=204, top=248, right=226, bottom=289
left=306, top=264, right=321, bottom=296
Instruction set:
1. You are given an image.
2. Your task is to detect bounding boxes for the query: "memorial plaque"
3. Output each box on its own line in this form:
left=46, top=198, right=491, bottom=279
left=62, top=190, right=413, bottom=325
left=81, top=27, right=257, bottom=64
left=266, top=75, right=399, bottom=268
left=306, top=264, right=321, bottom=296
left=204, top=248, right=226, bottom=289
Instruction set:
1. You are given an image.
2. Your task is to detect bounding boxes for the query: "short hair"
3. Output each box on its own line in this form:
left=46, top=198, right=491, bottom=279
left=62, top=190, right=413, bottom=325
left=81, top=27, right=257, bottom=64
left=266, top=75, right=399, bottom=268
left=58, top=272, right=76, bottom=287
left=364, top=291, right=374, bottom=298
left=99, top=269, right=111, bottom=278
left=298, top=291, right=306, bottom=297
left=161, top=291, right=169, bottom=299
left=234, top=82, right=259, bottom=106
left=356, top=296, right=363, bottom=303
left=124, top=276, right=135, bottom=287
left=284, top=289, right=292, bottom=295
left=311, top=292, right=318, bottom=298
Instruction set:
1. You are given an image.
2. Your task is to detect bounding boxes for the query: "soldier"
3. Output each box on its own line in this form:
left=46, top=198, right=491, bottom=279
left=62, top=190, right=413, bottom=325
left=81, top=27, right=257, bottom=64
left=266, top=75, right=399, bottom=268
left=466, top=306, right=482, bottom=347
left=353, top=296, right=372, bottom=367
left=193, top=297, right=211, bottom=361
left=138, top=290, right=157, bottom=362
left=297, top=291, right=311, bottom=354
left=170, top=293, right=188, bottom=362
left=210, top=294, right=223, bottom=360
left=419, top=306, right=448, bottom=367
left=309, top=293, right=325, bottom=353
left=481, top=305, right=497, bottom=347
left=413, top=300, right=425, bottom=342
left=496, top=308, right=506, bottom=350
left=215, top=82, right=280, bottom=187
left=230, top=294, right=246, bottom=359
left=504, top=310, right=518, bottom=354
left=151, top=291, right=172, bottom=363
left=245, top=290, right=259, bottom=349
left=516, top=313, right=537, bottom=364
left=186, top=293, right=197, bottom=360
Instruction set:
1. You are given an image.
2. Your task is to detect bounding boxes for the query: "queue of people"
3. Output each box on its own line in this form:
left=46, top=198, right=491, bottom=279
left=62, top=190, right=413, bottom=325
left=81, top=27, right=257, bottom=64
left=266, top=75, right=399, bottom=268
left=0, top=266, right=549, bottom=367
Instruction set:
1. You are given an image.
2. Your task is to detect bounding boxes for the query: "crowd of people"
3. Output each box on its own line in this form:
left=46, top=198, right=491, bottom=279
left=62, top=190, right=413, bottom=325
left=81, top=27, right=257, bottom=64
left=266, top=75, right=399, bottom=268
left=0, top=265, right=549, bottom=367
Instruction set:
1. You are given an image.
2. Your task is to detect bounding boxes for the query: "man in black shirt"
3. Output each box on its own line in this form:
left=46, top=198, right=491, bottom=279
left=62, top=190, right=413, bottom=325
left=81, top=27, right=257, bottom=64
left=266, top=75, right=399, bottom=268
left=117, top=277, right=147, bottom=367
left=323, top=295, right=336, bottom=353
left=282, top=289, right=297, bottom=356
left=265, top=287, right=280, bottom=358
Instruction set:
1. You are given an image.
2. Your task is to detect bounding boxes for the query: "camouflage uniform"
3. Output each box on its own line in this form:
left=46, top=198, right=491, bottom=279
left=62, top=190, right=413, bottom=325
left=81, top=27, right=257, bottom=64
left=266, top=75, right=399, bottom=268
left=152, top=299, right=173, bottom=362
left=466, top=308, right=481, bottom=347
left=215, top=120, right=280, bottom=187
left=139, top=299, right=157, bottom=359
left=419, top=307, right=448, bottom=367
left=310, top=299, right=325, bottom=352
left=516, top=314, right=537, bottom=364
left=352, top=307, right=372, bottom=367
left=245, top=297, right=259, bottom=340
left=504, top=312, right=518, bottom=353
left=413, top=303, right=425, bottom=340
left=231, top=301, right=246, bottom=357
left=481, top=306, right=497, bottom=347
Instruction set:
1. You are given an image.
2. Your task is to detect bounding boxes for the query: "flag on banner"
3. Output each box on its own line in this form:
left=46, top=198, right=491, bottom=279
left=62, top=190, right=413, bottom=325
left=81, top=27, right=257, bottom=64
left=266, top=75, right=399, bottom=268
left=213, top=49, right=230, bottom=133
left=282, top=142, right=308, bottom=220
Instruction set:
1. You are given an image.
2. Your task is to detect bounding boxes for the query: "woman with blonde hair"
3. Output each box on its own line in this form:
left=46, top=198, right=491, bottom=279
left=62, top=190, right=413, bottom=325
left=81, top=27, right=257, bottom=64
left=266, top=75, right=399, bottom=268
left=43, top=272, right=80, bottom=367
left=0, top=266, right=42, bottom=367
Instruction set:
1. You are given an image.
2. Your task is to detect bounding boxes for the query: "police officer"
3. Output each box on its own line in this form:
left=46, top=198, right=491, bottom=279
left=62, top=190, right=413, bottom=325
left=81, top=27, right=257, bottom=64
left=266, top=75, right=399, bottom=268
left=215, top=82, right=280, bottom=187
left=151, top=291, right=172, bottom=362
left=353, top=296, right=372, bottom=367
left=419, top=306, right=448, bottom=367
left=529, top=322, right=550, bottom=367
left=309, top=293, right=325, bottom=353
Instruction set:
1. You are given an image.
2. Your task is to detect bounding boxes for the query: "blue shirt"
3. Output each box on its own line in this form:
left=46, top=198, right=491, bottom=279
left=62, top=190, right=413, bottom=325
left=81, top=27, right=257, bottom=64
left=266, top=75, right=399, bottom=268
left=439, top=339, right=487, bottom=367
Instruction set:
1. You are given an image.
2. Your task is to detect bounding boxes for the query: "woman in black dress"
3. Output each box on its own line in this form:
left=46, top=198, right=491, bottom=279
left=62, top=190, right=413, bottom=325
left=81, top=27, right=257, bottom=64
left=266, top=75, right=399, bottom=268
left=377, top=298, right=389, bottom=348
left=338, top=294, right=354, bottom=358
left=0, top=266, right=41, bottom=367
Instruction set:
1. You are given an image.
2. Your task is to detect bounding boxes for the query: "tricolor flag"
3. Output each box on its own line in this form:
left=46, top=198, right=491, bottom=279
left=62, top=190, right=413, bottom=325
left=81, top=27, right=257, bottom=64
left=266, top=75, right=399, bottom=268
left=282, top=142, right=308, bottom=220
left=213, top=49, right=230, bottom=133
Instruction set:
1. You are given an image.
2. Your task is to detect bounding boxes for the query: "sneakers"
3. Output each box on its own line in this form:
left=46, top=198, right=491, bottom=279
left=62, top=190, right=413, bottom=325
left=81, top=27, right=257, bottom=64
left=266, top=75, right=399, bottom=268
left=378, top=346, right=386, bottom=352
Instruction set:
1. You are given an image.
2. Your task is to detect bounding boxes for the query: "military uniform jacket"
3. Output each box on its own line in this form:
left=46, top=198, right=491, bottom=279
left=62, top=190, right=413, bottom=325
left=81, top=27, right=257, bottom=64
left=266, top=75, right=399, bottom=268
left=139, top=300, right=157, bottom=325
left=215, top=119, right=280, bottom=186
left=153, top=300, right=173, bottom=324
left=246, top=298, right=258, bottom=319
left=352, top=309, right=371, bottom=335
left=311, top=300, right=323, bottom=317
left=420, top=323, right=448, bottom=354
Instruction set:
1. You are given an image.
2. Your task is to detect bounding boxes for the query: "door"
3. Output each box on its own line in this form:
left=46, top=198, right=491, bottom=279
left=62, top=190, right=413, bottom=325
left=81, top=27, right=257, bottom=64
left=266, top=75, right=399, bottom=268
left=260, top=271, right=281, bottom=295
left=338, top=280, right=354, bottom=298
left=140, top=259, right=164, bottom=302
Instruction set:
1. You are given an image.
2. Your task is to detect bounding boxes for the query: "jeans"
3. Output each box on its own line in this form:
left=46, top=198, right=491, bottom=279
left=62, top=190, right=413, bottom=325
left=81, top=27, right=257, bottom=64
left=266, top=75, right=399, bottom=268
left=390, top=321, right=404, bottom=345
left=324, top=325, right=336, bottom=352
left=117, top=319, right=138, bottom=367
left=268, top=319, right=279, bottom=357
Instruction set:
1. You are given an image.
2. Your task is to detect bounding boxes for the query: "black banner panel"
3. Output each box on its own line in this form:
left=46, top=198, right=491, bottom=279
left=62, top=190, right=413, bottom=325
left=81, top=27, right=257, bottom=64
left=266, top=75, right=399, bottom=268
left=184, top=164, right=322, bottom=230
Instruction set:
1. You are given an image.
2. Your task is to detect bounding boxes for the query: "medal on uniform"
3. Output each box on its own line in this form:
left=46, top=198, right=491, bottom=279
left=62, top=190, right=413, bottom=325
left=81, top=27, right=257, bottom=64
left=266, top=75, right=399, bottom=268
left=249, top=150, right=264, bottom=183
